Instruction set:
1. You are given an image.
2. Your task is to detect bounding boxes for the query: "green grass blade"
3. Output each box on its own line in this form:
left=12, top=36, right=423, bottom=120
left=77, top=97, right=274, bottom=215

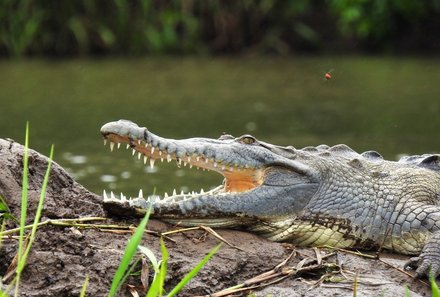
left=146, top=238, right=168, bottom=297
left=80, top=274, right=89, bottom=297
left=118, top=257, right=141, bottom=291
left=0, top=195, right=11, bottom=213
left=158, top=237, right=169, bottom=296
left=18, top=144, right=54, bottom=273
left=109, top=206, right=152, bottom=297
left=404, top=284, right=411, bottom=297
left=166, top=243, right=222, bottom=297
left=15, top=121, right=29, bottom=297
left=431, top=273, right=440, bottom=297
left=138, top=245, right=160, bottom=273
left=146, top=272, right=161, bottom=297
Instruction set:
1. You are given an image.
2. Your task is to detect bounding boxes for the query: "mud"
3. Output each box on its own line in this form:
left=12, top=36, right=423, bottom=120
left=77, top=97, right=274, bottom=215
left=0, top=138, right=433, bottom=296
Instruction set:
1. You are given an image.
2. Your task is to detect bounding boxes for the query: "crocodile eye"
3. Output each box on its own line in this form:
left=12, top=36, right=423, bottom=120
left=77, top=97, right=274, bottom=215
left=240, top=135, right=256, bottom=145
left=218, top=133, right=234, bottom=140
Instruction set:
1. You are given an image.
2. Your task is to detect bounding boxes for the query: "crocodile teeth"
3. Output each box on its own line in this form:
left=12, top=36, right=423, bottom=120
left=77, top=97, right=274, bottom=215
left=121, top=192, right=126, bottom=202
left=200, top=188, right=204, bottom=194
left=164, top=192, right=169, bottom=198
left=144, top=155, right=148, bottom=164
left=150, top=159, right=155, bottom=169
left=196, top=156, right=200, bottom=162
left=103, top=190, right=108, bottom=201
left=138, top=152, right=142, bottom=160
left=167, top=154, right=172, bottom=162
left=138, top=189, right=143, bottom=198
left=145, top=143, right=149, bottom=148
left=137, top=140, right=141, bottom=145
left=159, top=151, right=162, bottom=156
left=110, top=191, right=116, bottom=200
left=110, top=142, right=115, bottom=152
left=103, top=139, right=107, bottom=145
left=117, top=143, right=121, bottom=149
left=126, top=144, right=130, bottom=149
left=173, top=189, right=177, bottom=196
left=151, top=147, right=155, bottom=154
left=132, top=149, right=136, bottom=156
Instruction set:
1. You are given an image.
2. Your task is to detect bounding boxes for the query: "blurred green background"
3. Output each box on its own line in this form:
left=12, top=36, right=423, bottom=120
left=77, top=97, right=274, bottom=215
left=1, top=0, right=440, bottom=56
left=0, top=1, right=439, bottom=197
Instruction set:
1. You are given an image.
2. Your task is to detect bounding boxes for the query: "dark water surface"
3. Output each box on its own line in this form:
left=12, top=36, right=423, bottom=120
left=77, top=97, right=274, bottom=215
left=1, top=57, right=439, bottom=197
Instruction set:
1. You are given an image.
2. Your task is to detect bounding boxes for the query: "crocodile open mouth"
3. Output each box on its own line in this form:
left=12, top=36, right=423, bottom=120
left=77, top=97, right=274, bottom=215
left=102, top=132, right=265, bottom=199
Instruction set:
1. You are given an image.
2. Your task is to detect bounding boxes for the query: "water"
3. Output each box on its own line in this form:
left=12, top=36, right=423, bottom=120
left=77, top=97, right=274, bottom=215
left=1, top=57, right=439, bottom=197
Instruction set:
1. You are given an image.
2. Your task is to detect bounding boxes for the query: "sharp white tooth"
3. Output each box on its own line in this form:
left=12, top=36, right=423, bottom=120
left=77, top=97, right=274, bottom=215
left=138, top=140, right=141, bottom=145
left=229, top=167, right=234, bottom=171
left=104, top=139, right=107, bottom=145
left=213, top=162, right=217, bottom=168
left=151, top=147, right=155, bottom=154
left=167, top=154, right=172, bottom=162
left=221, top=165, right=225, bottom=170
left=103, top=190, right=108, bottom=201
left=178, top=158, right=182, bottom=166
left=132, top=149, right=136, bottom=156
left=110, top=191, right=116, bottom=200
left=161, top=157, right=164, bottom=162
left=205, top=158, right=209, bottom=163
left=145, top=143, right=149, bottom=148
left=173, top=189, right=177, bottom=196
left=187, top=156, right=191, bottom=162
left=159, top=151, right=162, bottom=156
left=126, top=144, right=130, bottom=149
left=138, top=152, right=142, bottom=159
left=201, top=188, right=204, bottom=194
left=110, top=142, right=115, bottom=152
left=196, top=156, right=200, bottom=162
left=164, top=192, right=169, bottom=198
left=180, top=190, right=184, bottom=195
left=144, top=155, right=148, bottom=164
left=183, top=161, right=187, bottom=167
left=117, top=143, right=121, bottom=149
left=138, top=189, right=143, bottom=198
left=150, top=158, right=155, bottom=169
left=121, top=193, right=126, bottom=202
left=189, top=164, right=193, bottom=169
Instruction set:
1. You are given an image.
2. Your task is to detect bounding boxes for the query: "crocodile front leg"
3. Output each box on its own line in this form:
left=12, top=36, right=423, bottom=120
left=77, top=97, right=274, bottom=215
left=405, top=231, right=440, bottom=278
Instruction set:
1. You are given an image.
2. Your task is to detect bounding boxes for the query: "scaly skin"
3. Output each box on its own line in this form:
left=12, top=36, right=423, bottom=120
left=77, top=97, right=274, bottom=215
left=100, top=119, right=440, bottom=278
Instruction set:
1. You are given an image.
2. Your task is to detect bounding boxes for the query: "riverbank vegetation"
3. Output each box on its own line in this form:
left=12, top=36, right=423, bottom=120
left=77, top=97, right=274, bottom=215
left=1, top=0, right=439, bottom=57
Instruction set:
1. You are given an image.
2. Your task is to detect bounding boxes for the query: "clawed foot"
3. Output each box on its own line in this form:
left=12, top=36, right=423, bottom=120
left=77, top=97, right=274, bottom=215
left=404, top=233, right=440, bottom=278
left=404, top=256, right=440, bottom=278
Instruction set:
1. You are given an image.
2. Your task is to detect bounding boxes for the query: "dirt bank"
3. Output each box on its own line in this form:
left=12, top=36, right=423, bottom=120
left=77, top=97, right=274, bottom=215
left=0, top=138, right=432, bottom=296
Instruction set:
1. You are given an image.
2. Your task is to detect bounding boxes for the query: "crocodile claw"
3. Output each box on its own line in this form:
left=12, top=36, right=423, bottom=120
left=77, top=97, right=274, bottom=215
left=404, top=232, right=440, bottom=278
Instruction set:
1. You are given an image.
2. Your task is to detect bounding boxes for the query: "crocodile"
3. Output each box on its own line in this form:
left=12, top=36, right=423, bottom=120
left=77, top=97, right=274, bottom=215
left=101, top=119, right=440, bottom=278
